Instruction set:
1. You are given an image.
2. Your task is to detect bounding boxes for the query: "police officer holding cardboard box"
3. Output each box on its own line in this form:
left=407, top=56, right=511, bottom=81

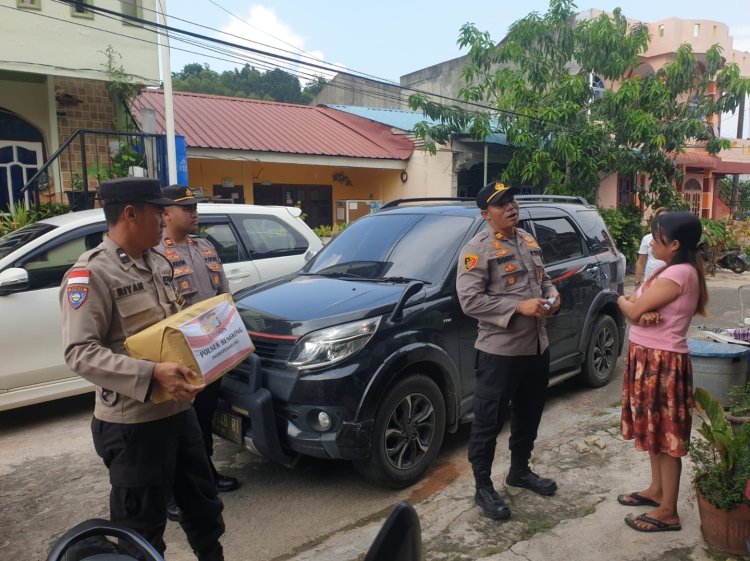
left=157, top=185, right=239, bottom=523
left=456, top=181, right=561, bottom=521
left=60, top=177, right=225, bottom=561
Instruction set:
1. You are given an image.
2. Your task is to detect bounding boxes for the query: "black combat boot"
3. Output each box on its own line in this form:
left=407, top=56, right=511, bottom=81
left=196, top=544, right=224, bottom=561
left=473, top=470, right=511, bottom=520
left=506, top=466, right=557, bottom=496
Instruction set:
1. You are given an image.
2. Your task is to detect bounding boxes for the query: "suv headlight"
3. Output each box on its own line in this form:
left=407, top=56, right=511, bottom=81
left=288, top=317, right=381, bottom=370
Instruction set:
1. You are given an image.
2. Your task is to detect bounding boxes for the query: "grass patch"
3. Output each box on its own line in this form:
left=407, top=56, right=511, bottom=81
left=609, top=399, right=621, bottom=408
left=591, top=409, right=607, bottom=417
left=520, top=519, right=556, bottom=540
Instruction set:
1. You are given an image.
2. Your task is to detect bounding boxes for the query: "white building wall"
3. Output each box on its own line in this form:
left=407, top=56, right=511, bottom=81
left=0, top=0, right=159, bottom=84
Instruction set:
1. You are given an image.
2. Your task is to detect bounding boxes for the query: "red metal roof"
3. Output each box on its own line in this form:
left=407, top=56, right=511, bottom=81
left=134, top=90, right=413, bottom=161
left=673, top=150, right=720, bottom=169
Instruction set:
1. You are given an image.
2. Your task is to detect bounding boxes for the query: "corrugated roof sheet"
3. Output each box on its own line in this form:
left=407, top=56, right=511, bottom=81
left=134, top=90, right=413, bottom=160
left=326, top=105, right=509, bottom=145
left=324, top=105, right=438, bottom=132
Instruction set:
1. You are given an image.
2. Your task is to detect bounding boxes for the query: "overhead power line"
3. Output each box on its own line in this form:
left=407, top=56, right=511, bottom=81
left=44, top=0, right=595, bottom=135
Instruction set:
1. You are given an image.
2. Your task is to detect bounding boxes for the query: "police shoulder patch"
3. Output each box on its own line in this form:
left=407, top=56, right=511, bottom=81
left=66, top=285, right=88, bottom=309
left=464, top=253, right=479, bottom=271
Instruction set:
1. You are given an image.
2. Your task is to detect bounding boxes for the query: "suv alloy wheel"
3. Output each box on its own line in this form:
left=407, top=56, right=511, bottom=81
left=581, top=314, right=620, bottom=387
left=354, top=375, right=446, bottom=488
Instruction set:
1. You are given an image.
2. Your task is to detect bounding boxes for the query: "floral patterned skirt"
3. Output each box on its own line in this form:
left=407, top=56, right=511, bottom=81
left=621, top=342, right=693, bottom=457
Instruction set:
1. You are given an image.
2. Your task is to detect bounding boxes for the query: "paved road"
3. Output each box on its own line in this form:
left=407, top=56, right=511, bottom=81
left=1, top=270, right=746, bottom=561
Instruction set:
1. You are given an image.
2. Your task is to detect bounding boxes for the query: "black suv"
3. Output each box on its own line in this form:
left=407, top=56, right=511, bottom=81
left=215, top=196, right=625, bottom=487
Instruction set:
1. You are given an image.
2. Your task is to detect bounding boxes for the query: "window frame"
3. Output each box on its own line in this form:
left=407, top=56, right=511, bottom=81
left=16, top=0, right=41, bottom=10
left=194, top=216, right=249, bottom=265
left=230, top=213, right=309, bottom=260
left=70, top=0, right=93, bottom=18
left=15, top=224, right=106, bottom=291
left=120, top=0, right=142, bottom=26
left=528, top=215, right=587, bottom=265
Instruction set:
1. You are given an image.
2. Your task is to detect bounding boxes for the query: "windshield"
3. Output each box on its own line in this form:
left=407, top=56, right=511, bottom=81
left=0, top=222, right=56, bottom=261
left=303, top=214, right=474, bottom=285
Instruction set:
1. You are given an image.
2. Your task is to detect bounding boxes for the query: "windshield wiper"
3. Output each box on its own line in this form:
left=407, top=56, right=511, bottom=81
left=372, top=276, right=431, bottom=285
left=299, top=271, right=368, bottom=280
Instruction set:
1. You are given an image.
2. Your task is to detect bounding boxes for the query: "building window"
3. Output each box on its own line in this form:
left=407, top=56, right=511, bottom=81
left=120, top=0, right=142, bottom=25
left=712, top=25, right=718, bottom=39
left=70, top=0, right=93, bottom=18
left=617, top=174, right=636, bottom=208
left=693, top=23, right=701, bottom=37
left=16, top=0, right=41, bottom=9
left=658, top=24, right=664, bottom=37
left=591, top=75, right=605, bottom=100
left=684, top=178, right=702, bottom=216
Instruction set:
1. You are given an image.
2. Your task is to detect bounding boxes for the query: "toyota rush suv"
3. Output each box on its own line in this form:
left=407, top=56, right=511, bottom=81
left=216, top=196, right=626, bottom=487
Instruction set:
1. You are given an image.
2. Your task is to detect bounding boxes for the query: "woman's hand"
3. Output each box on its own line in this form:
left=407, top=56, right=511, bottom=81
left=638, top=311, right=662, bottom=327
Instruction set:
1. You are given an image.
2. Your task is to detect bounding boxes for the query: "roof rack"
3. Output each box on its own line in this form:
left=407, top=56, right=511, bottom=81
left=515, top=194, right=591, bottom=206
left=380, top=197, right=475, bottom=209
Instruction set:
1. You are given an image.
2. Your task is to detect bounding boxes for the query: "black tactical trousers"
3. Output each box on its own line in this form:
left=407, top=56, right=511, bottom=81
left=91, top=409, right=224, bottom=560
left=193, top=380, right=222, bottom=458
left=468, top=348, right=550, bottom=482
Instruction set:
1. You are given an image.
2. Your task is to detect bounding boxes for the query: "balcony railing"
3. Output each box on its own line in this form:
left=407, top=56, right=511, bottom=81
left=22, top=129, right=168, bottom=211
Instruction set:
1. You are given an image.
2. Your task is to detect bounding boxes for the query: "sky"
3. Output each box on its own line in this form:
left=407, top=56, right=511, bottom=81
left=162, top=0, right=750, bottom=134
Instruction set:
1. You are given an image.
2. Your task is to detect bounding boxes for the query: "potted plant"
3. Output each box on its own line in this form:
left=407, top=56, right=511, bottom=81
left=65, top=170, right=97, bottom=211
left=690, top=387, right=750, bottom=555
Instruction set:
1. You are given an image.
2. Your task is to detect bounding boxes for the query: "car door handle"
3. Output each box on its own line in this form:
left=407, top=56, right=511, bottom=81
left=586, top=266, right=599, bottom=274
left=226, top=272, right=251, bottom=280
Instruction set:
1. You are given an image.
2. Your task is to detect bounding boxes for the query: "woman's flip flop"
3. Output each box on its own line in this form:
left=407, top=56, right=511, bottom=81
left=617, top=492, right=660, bottom=507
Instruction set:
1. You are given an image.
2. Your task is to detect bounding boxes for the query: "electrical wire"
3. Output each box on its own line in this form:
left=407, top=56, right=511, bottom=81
left=37, top=0, right=596, bottom=135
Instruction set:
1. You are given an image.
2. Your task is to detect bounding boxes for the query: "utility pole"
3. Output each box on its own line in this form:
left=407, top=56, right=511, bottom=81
left=730, top=93, right=746, bottom=218
left=156, top=0, right=177, bottom=184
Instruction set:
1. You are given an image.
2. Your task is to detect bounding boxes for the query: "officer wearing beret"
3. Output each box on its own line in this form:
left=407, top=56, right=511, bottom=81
left=157, top=185, right=238, bottom=522
left=60, top=177, right=225, bottom=561
left=456, top=181, right=561, bottom=521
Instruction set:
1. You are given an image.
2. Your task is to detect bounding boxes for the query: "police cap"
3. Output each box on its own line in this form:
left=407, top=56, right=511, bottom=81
left=476, top=181, right=519, bottom=210
left=161, top=184, right=208, bottom=206
left=98, top=177, right=174, bottom=206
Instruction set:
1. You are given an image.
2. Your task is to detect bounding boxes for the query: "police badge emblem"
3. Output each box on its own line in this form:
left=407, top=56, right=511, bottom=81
left=464, top=253, right=479, bottom=271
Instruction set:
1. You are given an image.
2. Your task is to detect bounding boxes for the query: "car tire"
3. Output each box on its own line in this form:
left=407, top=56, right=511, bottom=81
left=354, top=374, right=445, bottom=489
left=729, top=257, right=747, bottom=274
left=580, top=314, right=619, bottom=388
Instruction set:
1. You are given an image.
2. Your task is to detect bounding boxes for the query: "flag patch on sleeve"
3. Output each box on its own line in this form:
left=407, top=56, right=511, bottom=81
left=67, top=270, right=90, bottom=285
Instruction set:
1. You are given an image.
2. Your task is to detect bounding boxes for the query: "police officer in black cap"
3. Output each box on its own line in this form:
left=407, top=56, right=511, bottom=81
left=61, top=177, right=225, bottom=560
left=456, top=181, right=561, bottom=520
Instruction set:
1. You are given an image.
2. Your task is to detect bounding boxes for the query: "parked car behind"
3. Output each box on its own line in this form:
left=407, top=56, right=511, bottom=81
left=216, top=196, right=626, bottom=488
left=0, top=203, right=322, bottom=411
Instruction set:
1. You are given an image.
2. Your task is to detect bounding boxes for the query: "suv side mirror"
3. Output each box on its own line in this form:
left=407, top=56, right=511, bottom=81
left=0, top=268, right=29, bottom=295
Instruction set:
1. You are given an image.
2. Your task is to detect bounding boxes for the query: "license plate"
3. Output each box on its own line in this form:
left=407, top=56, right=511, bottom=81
left=213, top=410, right=243, bottom=444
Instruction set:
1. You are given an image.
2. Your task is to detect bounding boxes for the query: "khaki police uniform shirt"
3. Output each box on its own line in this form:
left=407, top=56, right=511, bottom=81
left=456, top=225, right=555, bottom=356
left=60, top=235, right=191, bottom=423
left=156, top=235, right=229, bottom=307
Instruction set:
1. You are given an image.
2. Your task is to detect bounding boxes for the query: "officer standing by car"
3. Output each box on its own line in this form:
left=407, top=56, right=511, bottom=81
left=157, top=185, right=239, bottom=522
left=456, top=181, right=561, bottom=521
left=60, top=177, right=225, bottom=561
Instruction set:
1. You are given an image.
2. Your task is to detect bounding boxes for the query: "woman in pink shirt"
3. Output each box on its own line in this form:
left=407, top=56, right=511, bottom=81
left=616, top=211, right=708, bottom=533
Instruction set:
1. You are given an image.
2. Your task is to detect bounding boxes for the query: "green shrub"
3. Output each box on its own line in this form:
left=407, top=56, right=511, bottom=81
left=598, top=206, right=644, bottom=270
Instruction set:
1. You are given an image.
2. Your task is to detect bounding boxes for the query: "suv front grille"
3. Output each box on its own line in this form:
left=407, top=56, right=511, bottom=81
left=248, top=332, right=297, bottom=363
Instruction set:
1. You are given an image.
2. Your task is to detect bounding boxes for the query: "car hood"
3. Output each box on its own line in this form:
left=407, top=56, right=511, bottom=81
left=235, top=275, right=406, bottom=335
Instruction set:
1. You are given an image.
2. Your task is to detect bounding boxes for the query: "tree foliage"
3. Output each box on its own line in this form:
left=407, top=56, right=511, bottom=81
left=409, top=0, right=750, bottom=209
left=171, top=63, right=327, bottom=104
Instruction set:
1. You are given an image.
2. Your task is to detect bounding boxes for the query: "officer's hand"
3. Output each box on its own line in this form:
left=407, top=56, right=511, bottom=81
left=546, top=294, right=561, bottom=315
left=152, top=362, right=205, bottom=401
left=516, top=298, right=549, bottom=318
